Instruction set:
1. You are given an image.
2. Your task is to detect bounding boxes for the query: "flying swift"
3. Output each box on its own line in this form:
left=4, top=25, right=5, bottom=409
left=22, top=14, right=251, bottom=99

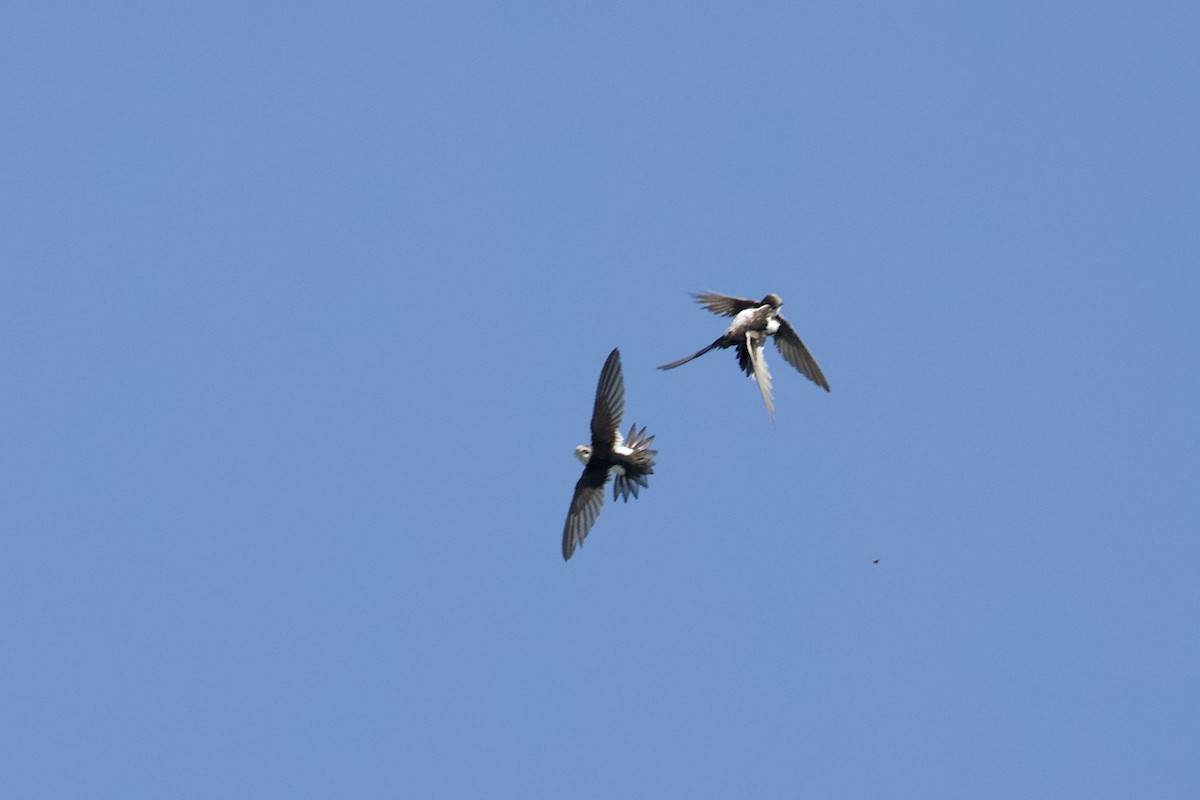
left=658, top=291, right=829, bottom=420
left=562, top=348, right=657, bottom=561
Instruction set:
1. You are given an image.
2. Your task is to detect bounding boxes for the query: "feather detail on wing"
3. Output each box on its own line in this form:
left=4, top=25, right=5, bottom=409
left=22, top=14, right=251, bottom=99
left=747, top=332, right=775, bottom=421
left=657, top=340, right=719, bottom=370
left=590, top=348, right=625, bottom=449
left=736, top=340, right=754, bottom=376
left=774, top=318, right=830, bottom=391
left=692, top=292, right=760, bottom=317
left=563, top=464, right=608, bottom=561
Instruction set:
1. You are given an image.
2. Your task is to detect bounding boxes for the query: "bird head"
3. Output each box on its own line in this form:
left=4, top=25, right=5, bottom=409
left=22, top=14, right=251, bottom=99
left=574, top=445, right=593, bottom=465
left=761, top=293, right=783, bottom=309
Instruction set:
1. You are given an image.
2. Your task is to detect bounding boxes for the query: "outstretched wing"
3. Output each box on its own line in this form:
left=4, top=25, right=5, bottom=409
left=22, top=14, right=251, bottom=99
left=657, top=340, right=719, bottom=370
left=563, top=463, right=608, bottom=560
left=693, top=292, right=760, bottom=318
left=746, top=332, right=775, bottom=421
left=590, top=348, right=625, bottom=450
left=774, top=317, right=830, bottom=391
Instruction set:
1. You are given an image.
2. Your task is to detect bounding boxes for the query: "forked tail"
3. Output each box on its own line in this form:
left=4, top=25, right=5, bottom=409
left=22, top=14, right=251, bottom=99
left=613, top=424, right=657, bottom=502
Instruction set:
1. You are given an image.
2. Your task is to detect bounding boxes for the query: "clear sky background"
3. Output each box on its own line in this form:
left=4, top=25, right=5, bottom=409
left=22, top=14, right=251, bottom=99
left=3, top=2, right=1197, bottom=798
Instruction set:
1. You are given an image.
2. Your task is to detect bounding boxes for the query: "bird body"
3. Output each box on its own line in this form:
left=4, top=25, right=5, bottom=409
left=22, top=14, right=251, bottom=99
left=658, top=292, right=829, bottom=420
left=563, top=349, right=657, bottom=561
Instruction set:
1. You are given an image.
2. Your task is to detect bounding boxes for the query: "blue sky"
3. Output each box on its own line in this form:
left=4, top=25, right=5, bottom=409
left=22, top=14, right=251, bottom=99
left=2, top=2, right=1198, bottom=797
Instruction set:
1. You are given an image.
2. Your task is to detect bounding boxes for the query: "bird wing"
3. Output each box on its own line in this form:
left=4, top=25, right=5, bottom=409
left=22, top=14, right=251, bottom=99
left=746, top=332, right=775, bottom=421
left=735, top=338, right=754, bottom=376
left=563, top=462, right=608, bottom=560
left=774, top=317, right=830, bottom=391
left=590, top=348, right=625, bottom=451
left=657, top=340, right=719, bottom=370
left=693, top=292, right=761, bottom=317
